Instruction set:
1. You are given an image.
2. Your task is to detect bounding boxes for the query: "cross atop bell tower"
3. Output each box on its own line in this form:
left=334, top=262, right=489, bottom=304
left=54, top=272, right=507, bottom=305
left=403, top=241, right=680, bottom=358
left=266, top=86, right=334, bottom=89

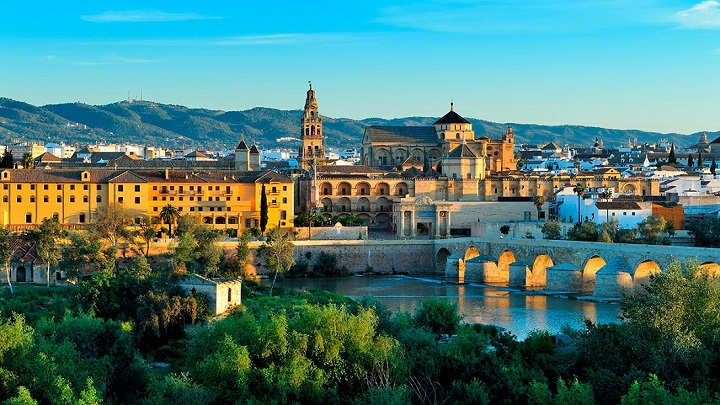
left=299, top=81, right=325, bottom=171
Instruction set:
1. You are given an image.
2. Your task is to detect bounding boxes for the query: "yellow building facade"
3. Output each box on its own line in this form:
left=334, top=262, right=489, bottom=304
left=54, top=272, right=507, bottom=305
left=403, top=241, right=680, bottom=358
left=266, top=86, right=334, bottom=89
left=0, top=168, right=294, bottom=232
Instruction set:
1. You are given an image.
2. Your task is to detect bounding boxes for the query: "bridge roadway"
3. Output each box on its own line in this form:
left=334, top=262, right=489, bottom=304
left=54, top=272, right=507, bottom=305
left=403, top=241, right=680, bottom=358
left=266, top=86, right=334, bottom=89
left=434, top=237, right=720, bottom=298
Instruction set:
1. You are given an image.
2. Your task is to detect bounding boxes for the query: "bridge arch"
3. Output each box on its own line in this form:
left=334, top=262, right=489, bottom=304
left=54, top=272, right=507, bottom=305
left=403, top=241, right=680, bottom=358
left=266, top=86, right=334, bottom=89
left=436, top=248, right=451, bottom=274
left=531, top=254, right=553, bottom=287
left=699, top=262, right=720, bottom=277
left=464, top=246, right=480, bottom=261
left=633, top=260, right=661, bottom=291
left=582, top=255, right=606, bottom=294
left=498, top=250, right=516, bottom=282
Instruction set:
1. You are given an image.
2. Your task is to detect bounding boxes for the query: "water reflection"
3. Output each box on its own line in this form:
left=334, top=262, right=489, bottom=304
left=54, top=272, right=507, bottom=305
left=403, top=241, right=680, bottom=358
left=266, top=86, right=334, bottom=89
left=269, top=276, right=620, bottom=339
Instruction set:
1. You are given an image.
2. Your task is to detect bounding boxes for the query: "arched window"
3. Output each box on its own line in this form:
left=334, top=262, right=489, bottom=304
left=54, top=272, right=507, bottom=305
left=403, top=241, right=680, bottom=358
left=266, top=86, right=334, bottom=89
left=57, top=196, right=62, bottom=203
left=16, top=196, right=21, bottom=203
left=43, top=196, right=48, bottom=203
left=30, top=196, right=35, bottom=203
left=83, top=195, right=88, bottom=203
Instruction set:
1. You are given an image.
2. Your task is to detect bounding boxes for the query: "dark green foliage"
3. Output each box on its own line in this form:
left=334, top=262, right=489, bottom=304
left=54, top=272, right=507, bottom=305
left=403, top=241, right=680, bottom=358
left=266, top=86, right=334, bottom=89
left=567, top=221, right=599, bottom=241
left=312, top=251, right=348, bottom=277
left=711, top=157, right=717, bottom=175
left=500, top=225, right=511, bottom=235
left=688, top=153, right=694, bottom=167
left=331, top=215, right=365, bottom=226
left=1, top=148, right=12, bottom=169
left=412, top=298, right=462, bottom=335
left=668, top=143, right=676, bottom=164
left=687, top=216, right=720, bottom=247
left=541, top=221, right=563, bottom=240
left=260, top=185, right=268, bottom=235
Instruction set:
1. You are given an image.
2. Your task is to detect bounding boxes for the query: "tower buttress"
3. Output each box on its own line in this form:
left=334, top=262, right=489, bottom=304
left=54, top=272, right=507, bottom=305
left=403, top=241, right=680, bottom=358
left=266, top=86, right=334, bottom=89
left=298, top=82, right=325, bottom=171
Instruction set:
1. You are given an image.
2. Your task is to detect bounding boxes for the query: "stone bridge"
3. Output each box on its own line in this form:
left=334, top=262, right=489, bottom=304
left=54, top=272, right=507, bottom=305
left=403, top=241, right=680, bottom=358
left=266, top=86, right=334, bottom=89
left=434, top=237, right=720, bottom=299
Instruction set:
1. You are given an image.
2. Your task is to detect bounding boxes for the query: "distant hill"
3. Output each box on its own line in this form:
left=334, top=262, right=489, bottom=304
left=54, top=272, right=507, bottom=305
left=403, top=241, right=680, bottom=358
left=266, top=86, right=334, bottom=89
left=0, top=97, right=711, bottom=151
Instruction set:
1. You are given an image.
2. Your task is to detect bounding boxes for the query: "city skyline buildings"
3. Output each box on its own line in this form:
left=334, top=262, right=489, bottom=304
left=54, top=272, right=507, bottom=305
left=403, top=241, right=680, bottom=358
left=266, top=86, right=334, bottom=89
left=1, top=2, right=720, bottom=135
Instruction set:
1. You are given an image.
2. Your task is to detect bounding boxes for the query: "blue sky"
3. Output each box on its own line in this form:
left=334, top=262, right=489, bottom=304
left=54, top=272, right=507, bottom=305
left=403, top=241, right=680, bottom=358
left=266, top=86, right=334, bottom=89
left=1, top=1, right=719, bottom=134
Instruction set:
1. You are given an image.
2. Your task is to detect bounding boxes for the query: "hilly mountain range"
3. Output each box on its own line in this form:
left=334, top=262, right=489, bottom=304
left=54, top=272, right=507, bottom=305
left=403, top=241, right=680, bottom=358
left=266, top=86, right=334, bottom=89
left=0, top=97, right=712, bottom=152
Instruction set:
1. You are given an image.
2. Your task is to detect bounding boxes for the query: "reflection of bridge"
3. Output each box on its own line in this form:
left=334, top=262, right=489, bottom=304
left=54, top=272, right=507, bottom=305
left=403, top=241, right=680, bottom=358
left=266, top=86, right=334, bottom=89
left=435, top=238, right=720, bottom=298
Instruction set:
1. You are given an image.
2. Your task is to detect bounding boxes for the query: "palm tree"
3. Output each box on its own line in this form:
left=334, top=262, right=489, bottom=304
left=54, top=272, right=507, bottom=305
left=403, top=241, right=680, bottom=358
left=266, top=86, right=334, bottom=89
left=159, top=204, right=180, bottom=238
left=533, top=195, right=546, bottom=221
left=600, top=188, right=613, bottom=222
left=21, top=152, right=34, bottom=169
left=573, top=183, right=586, bottom=224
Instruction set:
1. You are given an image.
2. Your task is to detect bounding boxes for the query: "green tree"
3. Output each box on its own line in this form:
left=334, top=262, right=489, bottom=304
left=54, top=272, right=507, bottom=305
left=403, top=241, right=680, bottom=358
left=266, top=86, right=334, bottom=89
left=599, top=188, right=613, bottom=222
left=1, top=147, right=13, bottom=169
left=0, top=226, right=13, bottom=294
left=90, top=203, right=132, bottom=247
left=697, top=152, right=703, bottom=168
left=257, top=227, right=295, bottom=297
left=159, top=204, right=180, bottom=238
left=567, top=221, right=598, bottom=241
left=533, top=195, right=546, bottom=221
left=573, top=182, right=586, bottom=224
left=541, top=221, right=562, bottom=240
left=21, top=152, right=33, bottom=169
left=234, top=230, right=252, bottom=279
left=711, top=156, right=717, bottom=175
left=59, top=232, right=105, bottom=285
left=260, top=184, right=269, bottom=235
left=412, top=298, right=462, bottom=335
left=687, top=153, right=694, bottom=168
left=135, top=216, right=157, bottom=257
left=6, top=387, right=38, bottom=405
left=25, top=217, right=62, bottom=287
left=636, top=215, right=670, bottom=245
left=599, top=217, right=619, bottom=242
left=687, top=216, right=720, bottom=247
left=668, top=143, right=676, bottom=165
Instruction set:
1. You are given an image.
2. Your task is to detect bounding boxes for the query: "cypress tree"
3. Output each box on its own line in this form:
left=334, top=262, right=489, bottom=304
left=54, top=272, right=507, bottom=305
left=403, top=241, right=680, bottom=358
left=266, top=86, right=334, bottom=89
left=668, top=144, right=676, bottom=165
left=698, top=152, right=703, bottom=168
left=711, top=157, right=717, bottom=175
left=687, top=154, right=694, bottom=168
left=260, top=184, right=268, bottom=235
left=1, top=148, right=12, bottom=169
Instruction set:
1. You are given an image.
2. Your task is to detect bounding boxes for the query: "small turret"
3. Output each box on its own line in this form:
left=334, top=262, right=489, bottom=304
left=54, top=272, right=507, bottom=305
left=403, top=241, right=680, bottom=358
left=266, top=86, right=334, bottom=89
left=234, top=131, right=250, bottom=171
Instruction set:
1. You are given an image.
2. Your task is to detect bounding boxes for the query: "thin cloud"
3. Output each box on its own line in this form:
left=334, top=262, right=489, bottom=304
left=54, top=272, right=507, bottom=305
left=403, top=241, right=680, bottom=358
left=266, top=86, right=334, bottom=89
left=78, top=33, right=363, bottom=47
left=676, top=1, right=720, bottom=28
left=81, top=10, right=220, bottom=23
left=47, top=55, right=160, bottom=66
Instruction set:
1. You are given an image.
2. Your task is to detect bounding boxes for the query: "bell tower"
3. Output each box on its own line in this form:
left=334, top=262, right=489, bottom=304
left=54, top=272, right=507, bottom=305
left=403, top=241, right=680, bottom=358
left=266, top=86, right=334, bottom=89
left=298, top=82, right=325, bottom=171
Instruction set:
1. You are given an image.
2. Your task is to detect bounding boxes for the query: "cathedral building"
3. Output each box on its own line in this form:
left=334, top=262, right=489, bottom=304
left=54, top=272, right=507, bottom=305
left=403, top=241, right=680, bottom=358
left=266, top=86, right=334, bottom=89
left=293, top=87, right=661, bottom=238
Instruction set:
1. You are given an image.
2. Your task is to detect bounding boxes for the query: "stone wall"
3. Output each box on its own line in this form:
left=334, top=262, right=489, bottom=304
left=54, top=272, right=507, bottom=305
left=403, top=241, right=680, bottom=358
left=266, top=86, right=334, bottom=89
left=291, top=240, right=436, bottom=275
left=294, top=225, right=368, bottom=241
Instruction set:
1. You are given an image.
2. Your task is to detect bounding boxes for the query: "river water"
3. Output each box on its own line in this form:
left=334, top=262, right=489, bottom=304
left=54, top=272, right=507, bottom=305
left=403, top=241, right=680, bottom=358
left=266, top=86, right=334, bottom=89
left=272, top=276, right=621, bottom=339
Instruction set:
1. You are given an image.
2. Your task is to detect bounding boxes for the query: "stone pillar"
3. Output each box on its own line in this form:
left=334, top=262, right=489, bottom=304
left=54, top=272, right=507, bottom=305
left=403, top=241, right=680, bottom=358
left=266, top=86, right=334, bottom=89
left=410, top=210, right=416, bottom=237
left=435, top=211, right=441, bottom=238
left=396, top=209, right=404, bottom=237
left=446, top=211, right=451, bottom=237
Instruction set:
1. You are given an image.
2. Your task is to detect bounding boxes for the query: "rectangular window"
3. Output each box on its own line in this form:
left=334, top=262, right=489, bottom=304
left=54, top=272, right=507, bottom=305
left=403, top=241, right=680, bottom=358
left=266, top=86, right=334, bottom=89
left=170, top=197, right=174, bottom=201
left=2, top=185, right=6, bottom=190
left=179, top=197, right=184, bottom=201
left=245, top=219, right=251, bottom=228
left=226, top=197, right=231, bottom=201
left=25, top=214, right=32, bottom=223
left=190, top=196, right=195, bottom=201
left=215, top=186, right=220, bottom=191
left=280, top=210, right=287, bottom=220
left=198, top=207, right=203, bottom=212
left=79, top=213, right=86, bottom=223
left=283, top=186, right=287, bottom=191
left=135, top=197, right=140, bottom=204
left=16, top=184, right=21, bottom=190
left=282, top=197, right=287, bottom=204
left=43, top=184, right=49, bottom=190
left=190, top=207, right=195, bottom=212
left=153, top=207, right=158, bottom=211
left=153, top=196, right=158, bottom=201
left=70, top=184, right=75, bottom=190
left=209, top=207, right=215, bottom=212
left=118, top=185, right=123, bottom=192
left=57, top=184, right=61, bottom=190
left=178, top=207, right=183, bottom=211
left=118, top=197, right=124, bottom=203
left=30, top=184, right=35, bottom=190
left=170, top=186, right=175, bottom=190
left=226, top=186, right=230, bottom=193
left=162, top=196, right=166, bottom=201
left=190, top=186, right=195, bottom=190
left=83, top=184, right=89, bottom=190
left=153, top=186, right=158, bottom=190
left=198, top=197, right=202, bottom=201
left=135, top=185, right=140, bottom=192
left=271, top=198, right=277, bottom=205
left=272, top=186, right=277, bottom=193
left=96, top=184, right=102, bottom=190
